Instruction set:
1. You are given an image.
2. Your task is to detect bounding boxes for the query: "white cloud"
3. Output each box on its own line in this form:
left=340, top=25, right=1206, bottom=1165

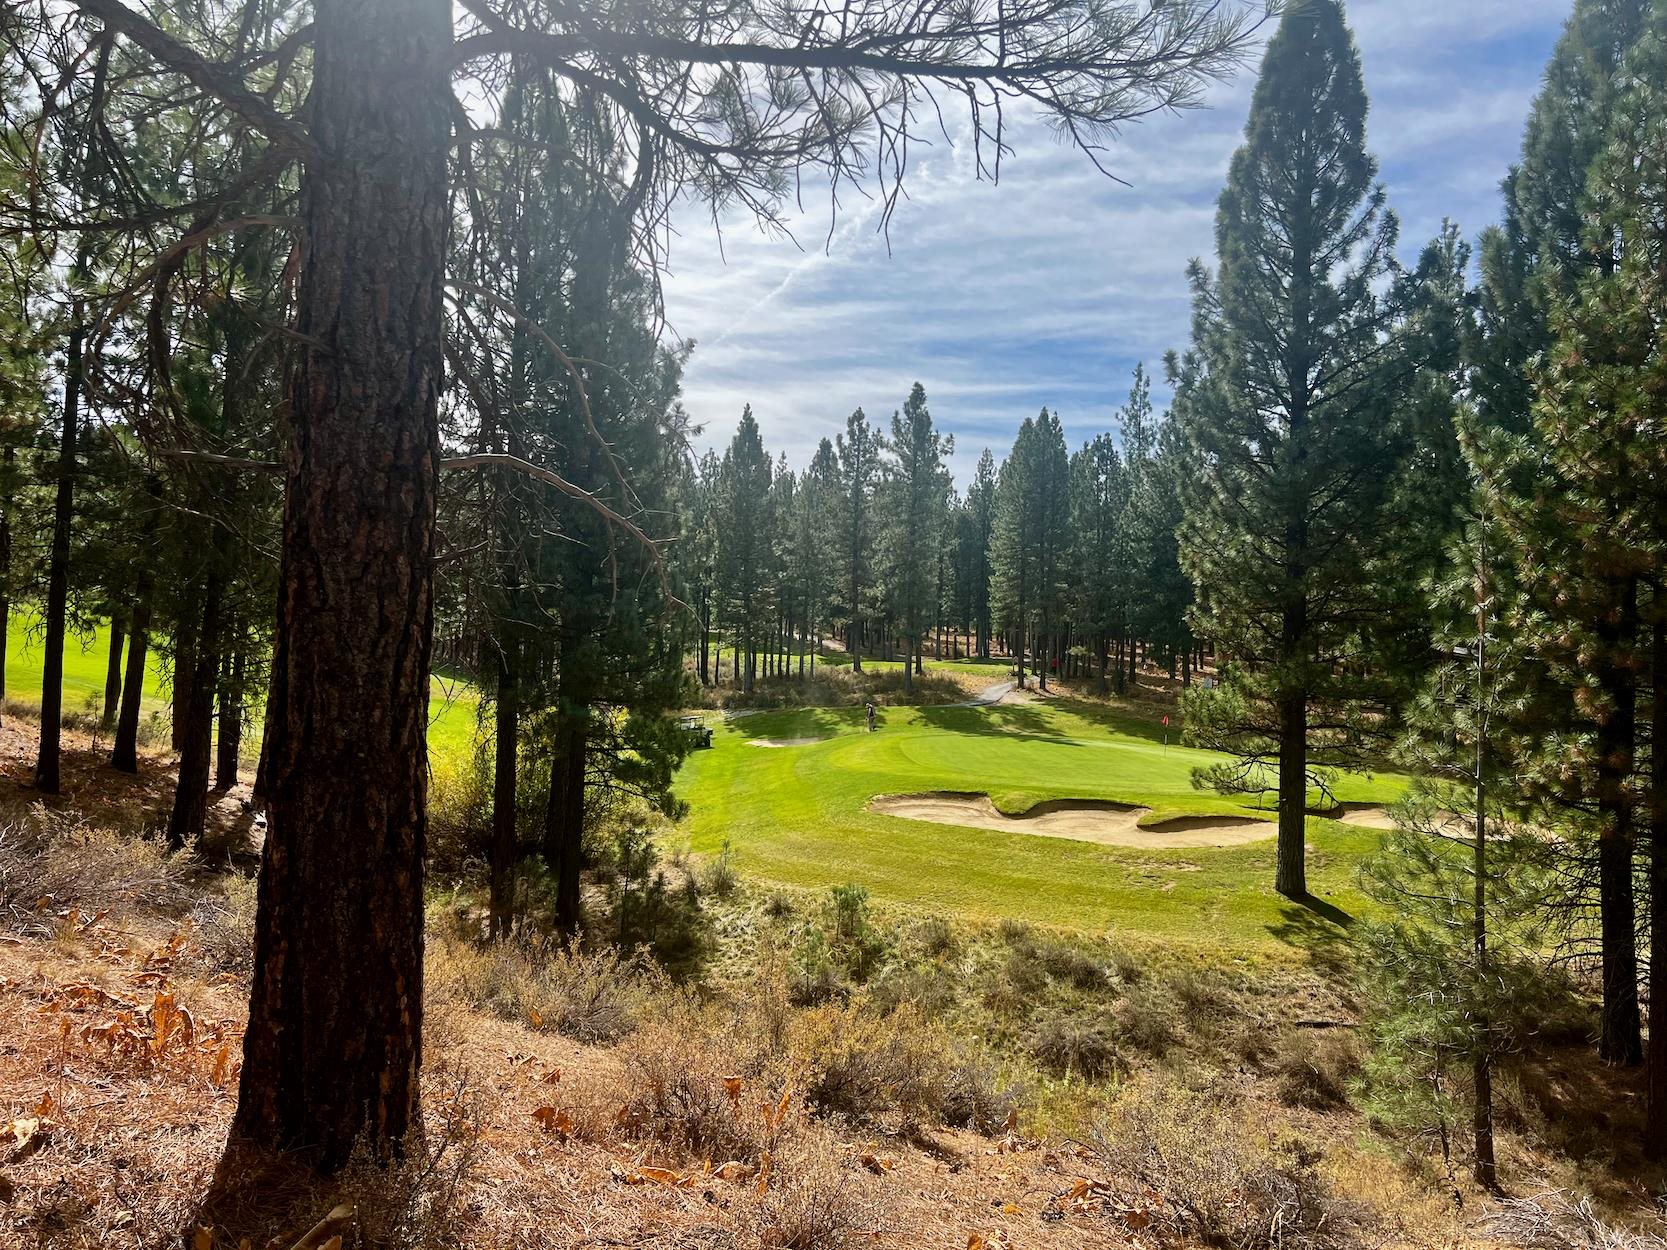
left=661, top=0, right=1567, bottom=484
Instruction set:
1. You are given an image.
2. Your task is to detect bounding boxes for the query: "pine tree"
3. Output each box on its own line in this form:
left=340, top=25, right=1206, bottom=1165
left=717, top=407, right=773, bottom=694
left=1503, top=9, right=1667, bottom=1082
left=965, top=449, right=997, bottom=658
left=1069, top=430, right=1123, bottom=694
left=833, top=408, right=881, bottom=672
left=1176, top=0, right=1415, bottom=899
left=879, top=384, right=952, bottom=695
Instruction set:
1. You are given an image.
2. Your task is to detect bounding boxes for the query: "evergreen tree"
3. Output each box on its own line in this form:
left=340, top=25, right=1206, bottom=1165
left=965, top=449, right=997, bottom=658
left=833, top=408, right=881, bottom=672
left=879, top=384, right=952, bottom=694
left=717, top=407, right=773, bottom=694
left=1069, top=430, right=1124, bottom=694
left=1176, top=0, right=1415, bottom=898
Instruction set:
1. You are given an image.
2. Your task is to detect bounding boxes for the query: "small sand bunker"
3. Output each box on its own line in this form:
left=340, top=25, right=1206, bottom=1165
left=746, top=737, right=825, bottom=748
left=1329, top=803, right=1397, bottom=829
left=868, top=792, right=1278, bottom=849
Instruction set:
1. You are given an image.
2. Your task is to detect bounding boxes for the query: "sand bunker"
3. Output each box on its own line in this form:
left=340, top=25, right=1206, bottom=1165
left=1330, top=803, right=1396, bottom=829
left=746, top=737, right=825, bottom=748
left=867, top=792, right=1278, bottom=849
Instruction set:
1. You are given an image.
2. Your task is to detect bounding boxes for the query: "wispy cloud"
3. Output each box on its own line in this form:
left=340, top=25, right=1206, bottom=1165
left=662, top=0, right=1567, bottom=484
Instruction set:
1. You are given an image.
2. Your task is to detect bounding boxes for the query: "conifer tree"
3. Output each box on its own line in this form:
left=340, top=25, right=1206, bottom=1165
left=965, top=449, right=997, bottom=658
left=834, top=408, right=881, bottom=672
left=1177, top=0, right=1414, bottom=898
left=879, top=384, right=952, bottom=694
left=717, top=407, right=773, bottom=694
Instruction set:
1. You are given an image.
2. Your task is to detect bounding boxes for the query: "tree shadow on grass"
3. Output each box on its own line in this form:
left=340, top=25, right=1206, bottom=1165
left=1266, top=894, right=1356, bottom=982
left=914, top=701, right=1065, bottom=740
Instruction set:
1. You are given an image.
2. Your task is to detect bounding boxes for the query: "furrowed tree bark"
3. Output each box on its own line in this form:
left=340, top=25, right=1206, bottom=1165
left=0, top=443, right=13, bottom=720
left=228, top=0, right=450, bottom=1174
left=1597, top=576, right=1643, bottom=1066
left=101, top=619, right=125, bottom=731
left=1647, top=618, right=1667, bottom=1158
left=36, top=308, right=84, bottom=794
left=216, top=646, right=244, bottom=789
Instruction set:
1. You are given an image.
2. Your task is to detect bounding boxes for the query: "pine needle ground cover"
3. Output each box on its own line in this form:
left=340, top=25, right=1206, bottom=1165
left=675, top=696, right=1403, bottom=948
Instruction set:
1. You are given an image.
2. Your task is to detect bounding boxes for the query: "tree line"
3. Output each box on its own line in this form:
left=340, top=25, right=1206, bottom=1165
left=680, top=366, right=1196, bottom=700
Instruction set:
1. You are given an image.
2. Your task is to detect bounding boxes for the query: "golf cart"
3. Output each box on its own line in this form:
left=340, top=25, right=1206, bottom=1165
left=679, top=714, right=713, bottom=749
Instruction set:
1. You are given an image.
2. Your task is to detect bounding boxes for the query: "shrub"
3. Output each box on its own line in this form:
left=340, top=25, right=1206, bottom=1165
left=794, top=1002, right=954, bottom=1133
left=1274, top=1030, right=1362, bottom=1111
left=1112, top=984, right=1181, bottom=1057
left=600, top=824, right=710, bottom=976
left=1027, top=1009, right=1122, bottom=1081
left=187, top=872, right=259, bottom=974
left=1485, top=1192, right=1667, bottom=1249
left=700, top=839, right=740, bottom=899
left=1090, top=1074, right=1357, bottom=1250
left=939, top=1051, right=1026, bottom=1135
left=0, top=816, right=192, bottom=933
left=747, top=1130, right=876, bottom=1250
left=764, top=890, right=797, bottom=920
left=824, top=884, right=889, bottom=983
left=911, top=914, right=958, bottom=960
left=427, top=933, right=646, bottom=1044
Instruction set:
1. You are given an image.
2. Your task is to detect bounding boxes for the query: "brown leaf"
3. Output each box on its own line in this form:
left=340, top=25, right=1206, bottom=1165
left=6, top=1118, right=48, bottom=1165
left=0, top=1173, right=15, bottom=1205
left=531, top=1105, right=573, bottom=1139
left=192, top=1228, right=213, bottom=1250
left=721, top=1076, right=743, bottom=1106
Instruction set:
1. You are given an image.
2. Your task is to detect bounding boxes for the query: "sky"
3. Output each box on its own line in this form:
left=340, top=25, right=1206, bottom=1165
left=658, top=0, right=1574, bottom=484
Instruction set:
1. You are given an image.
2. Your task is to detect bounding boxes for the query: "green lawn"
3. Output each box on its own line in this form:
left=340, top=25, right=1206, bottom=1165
left=4, top=613, right=483, bottom=763
left=674, top=696, right=1404, bottom=951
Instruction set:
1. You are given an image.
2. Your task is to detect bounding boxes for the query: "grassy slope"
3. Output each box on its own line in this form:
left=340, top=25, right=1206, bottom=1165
left=4, top=613, right=482, bottom=761
left=674, top=696, right=1404, bottom=950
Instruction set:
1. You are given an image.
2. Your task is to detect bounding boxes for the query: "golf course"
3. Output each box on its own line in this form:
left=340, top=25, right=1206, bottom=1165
left=676, top=688, right=1404, bottom=947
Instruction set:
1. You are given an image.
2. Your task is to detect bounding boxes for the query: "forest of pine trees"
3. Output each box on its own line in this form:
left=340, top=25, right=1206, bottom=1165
left=1, top=0, right=1666, bottom=1212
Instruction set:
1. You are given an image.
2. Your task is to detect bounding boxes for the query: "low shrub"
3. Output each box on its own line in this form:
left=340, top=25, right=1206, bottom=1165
left=746, top=1130, right=876, bottom=1250
left=1274, top=1029, right=1362, bottom=1111
left=1112, top=984, right=1181, bottom=1057
left=0, top=815, right=192, bottom=933
left=793, top=1001, right=955, bottom=1133
left=1090, top=1074, right=1358, bottom=1250
left=427, top=932, right=647, bottom=1045
left=1028, top=1009, right=1122, bottom=1081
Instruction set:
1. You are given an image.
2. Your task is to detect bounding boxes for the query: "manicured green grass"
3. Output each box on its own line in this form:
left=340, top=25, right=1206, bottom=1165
left=4, top=612, right=483, bottom=763
left=674, top=696, right=1404, bottom=951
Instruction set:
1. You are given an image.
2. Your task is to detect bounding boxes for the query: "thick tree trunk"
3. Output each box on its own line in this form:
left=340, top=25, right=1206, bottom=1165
left=1597, top=577, right=1643, bottom=1066
left=36, top=310, right=83, bottom=794
left=216, top=647, right=244, bottom=789
left=488, top=639, right=519, bottom=940
left=1276, top=692, right=1308, bottom=898
left=168, top=547, right=227, bottom=852
left=545, top=711, right=587, bottom=936
left=1647, top=620, right=1667, bottom=1158
left=101, top=620, right=125, bottom=732
left=229, top=0, right=450, bottom=1174
left=0, top=442, right=12, bottom=718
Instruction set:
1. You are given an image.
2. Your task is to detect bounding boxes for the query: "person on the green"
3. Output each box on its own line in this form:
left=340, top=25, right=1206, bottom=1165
left=865, top=701, right=877, bottom=733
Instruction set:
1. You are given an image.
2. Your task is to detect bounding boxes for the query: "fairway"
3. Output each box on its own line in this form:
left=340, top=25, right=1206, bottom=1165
left=3, top=614, right=483, bottom=765
left=675, top=694, right=1403, bottom=949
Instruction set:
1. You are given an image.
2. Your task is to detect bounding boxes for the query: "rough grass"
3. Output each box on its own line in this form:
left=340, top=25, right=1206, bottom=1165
left=3, top=612, right=483, bottom=768
left=675, top=694, right=1402, bottom=945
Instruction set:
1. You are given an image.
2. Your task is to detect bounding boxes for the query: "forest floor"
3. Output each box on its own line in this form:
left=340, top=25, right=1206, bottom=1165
left=0, top=713, right=1663, bottom=1248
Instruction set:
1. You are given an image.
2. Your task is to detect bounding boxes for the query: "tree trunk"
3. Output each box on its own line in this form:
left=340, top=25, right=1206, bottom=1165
left=229, top=0, right=450, bottom=1174
left=168, top=544, right=227, bottom=852
left=216, top=646, right=244, bottom=790
left=1597, top=576, right=1643, bottom=1066
left=0, top=442, right=12, bottom=718
left=36, top=309, right=83, bottom=794
left=1647, top=619, right=1667, bottom=1158
left=488, top=638, right=519, bottom=940
left=99, top=619, right=125, bottom=732
left=111, top=567, right=154, bottom=774
left=1276, top=692, right=1308, bottom=898
left=545, top=711, right=587, bottom=936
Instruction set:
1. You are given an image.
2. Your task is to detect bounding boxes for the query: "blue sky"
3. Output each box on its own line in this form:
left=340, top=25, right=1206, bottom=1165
left=661, top=0, right=1573, bottom=484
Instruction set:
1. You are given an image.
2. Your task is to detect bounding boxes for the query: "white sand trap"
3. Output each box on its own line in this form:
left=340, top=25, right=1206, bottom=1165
left=746, top=737, right=825, bottom=748
left=1331, top=803, right=1396, bottom=829
left=867, top=792, right=1278, bottom=849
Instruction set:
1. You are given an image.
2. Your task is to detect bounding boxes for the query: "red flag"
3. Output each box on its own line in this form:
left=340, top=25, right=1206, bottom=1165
left=1162, top=714, right=1169, bottom=727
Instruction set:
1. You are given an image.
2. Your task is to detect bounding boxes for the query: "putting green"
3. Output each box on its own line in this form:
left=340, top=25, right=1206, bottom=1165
left=674, top=695, right=1404, bottom=950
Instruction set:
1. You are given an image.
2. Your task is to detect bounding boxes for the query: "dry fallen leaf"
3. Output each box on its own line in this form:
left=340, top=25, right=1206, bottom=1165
left=531, top=1105, right=574, bottom=1139
left=192, top=1227, right=213, bottom=1250
left=5, top=1117, right=49, bottom=1165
